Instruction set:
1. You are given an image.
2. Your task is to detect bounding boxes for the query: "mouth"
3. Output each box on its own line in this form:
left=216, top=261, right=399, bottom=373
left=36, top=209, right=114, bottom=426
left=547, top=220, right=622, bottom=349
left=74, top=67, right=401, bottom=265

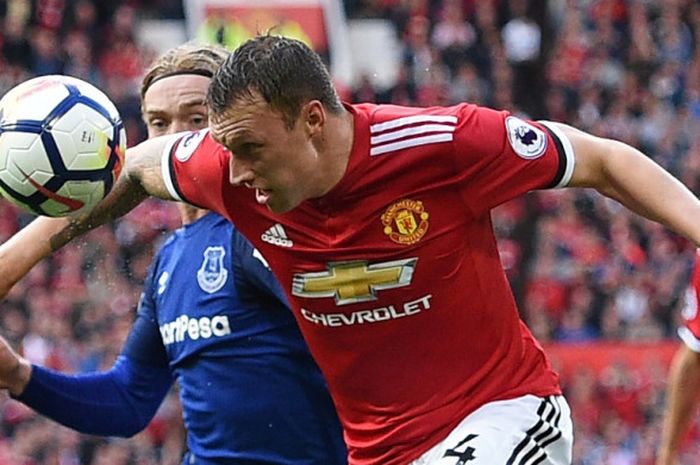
left=255, top=188, right=271, bottom=205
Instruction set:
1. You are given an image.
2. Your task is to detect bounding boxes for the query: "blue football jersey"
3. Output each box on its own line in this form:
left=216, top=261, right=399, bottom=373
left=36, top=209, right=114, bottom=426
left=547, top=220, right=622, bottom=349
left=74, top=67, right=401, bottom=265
left=130, top=213, right=346, bottom=464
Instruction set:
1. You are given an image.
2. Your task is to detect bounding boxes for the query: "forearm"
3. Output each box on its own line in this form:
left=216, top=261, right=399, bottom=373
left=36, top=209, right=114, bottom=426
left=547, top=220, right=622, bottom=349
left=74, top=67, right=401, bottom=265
left=0, top=176, right=146, bottom=299
left=0, top=137, right=174, bottom=298
left=47, top=135, right=175, bottom=251
left=658, top=346, right=700, bottom=464
left=599, top=142, right=698, bottom=231
left=48, top=173, right=148, bottom=251
left=564, top=125, right=700, bottom=245
left=0, top=217, right=68, bottom=297
left=14, top=356, right=172, bottom=437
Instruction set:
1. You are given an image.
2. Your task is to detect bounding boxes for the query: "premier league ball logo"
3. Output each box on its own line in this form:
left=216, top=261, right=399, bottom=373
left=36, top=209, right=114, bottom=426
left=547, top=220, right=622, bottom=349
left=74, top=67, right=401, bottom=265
left=505, top=116, right=547, bottom=159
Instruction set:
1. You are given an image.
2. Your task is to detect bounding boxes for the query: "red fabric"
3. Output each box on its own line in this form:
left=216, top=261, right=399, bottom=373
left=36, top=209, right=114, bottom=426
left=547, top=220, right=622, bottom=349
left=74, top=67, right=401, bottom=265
left=168, top=103, right=571, bottom=465
left=682, top=251, right=700, bottom=342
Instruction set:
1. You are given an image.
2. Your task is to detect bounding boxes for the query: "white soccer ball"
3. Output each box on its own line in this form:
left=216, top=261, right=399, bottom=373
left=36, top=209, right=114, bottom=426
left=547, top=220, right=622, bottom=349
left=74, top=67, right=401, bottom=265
left=0, top=75, right=126, bottom=217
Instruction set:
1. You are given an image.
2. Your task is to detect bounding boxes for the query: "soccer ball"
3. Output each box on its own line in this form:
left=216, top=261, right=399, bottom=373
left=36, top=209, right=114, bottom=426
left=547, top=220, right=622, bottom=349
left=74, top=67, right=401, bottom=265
left=0, top=75, right=126, bottom=217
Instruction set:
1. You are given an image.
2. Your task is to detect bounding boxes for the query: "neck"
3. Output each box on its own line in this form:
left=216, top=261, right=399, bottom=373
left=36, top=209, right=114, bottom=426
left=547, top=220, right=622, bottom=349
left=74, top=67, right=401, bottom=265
left=178, top=204, right=209, bottom=225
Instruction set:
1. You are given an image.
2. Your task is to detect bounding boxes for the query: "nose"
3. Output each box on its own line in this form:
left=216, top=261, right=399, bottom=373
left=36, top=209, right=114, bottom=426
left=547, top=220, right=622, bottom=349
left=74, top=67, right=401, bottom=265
left=229, top=156, right=254, bottom=186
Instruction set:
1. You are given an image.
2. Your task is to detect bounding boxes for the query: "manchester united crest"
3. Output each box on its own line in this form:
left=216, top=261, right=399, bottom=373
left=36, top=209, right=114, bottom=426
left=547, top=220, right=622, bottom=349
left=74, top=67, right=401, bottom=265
left=381, top=199, right=429, bottom=245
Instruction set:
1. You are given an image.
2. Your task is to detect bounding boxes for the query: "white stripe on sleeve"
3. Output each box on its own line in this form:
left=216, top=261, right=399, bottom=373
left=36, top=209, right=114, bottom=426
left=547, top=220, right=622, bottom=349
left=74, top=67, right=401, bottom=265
left=538, top=120, right=576, bottom=188
left=161, top=134, right=184, bottom=202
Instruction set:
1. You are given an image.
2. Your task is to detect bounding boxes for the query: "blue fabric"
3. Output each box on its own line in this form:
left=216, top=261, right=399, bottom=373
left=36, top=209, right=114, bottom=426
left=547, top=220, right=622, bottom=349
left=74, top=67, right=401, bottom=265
left=136, top=213, right=345, bottom=464
left=19, top=212, right=346, bottom=464
left=16, top=356, right=172, bottom=437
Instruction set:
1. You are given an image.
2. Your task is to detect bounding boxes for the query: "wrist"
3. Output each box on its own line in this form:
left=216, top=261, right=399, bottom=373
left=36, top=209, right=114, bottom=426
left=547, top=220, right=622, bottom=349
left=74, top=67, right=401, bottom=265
left=8, top=358, right=32, bottom=397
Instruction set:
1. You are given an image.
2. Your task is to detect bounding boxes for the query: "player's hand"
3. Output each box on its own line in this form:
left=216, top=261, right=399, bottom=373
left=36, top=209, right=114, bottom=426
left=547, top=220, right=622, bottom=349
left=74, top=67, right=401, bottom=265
left=0, top=334, right=31, bottom=396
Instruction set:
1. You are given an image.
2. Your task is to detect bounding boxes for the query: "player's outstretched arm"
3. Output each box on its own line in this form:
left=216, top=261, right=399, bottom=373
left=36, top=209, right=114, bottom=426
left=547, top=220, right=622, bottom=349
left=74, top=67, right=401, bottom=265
left=555, top=123, right=700, bottom=245
left=657, top=345, right=700, bottom=465
left=48, top=134, right=176, bottom=250
left=0, top=217, right=68, bottom=299
left=0, top=309, right=173, bottom=437
left=0, top=135, right=176, bottom=299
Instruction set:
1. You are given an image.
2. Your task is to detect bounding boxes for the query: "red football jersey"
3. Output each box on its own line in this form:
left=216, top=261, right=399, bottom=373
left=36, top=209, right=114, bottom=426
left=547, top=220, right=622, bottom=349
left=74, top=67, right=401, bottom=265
left=163, top=103, right=574, bottom=465
left=680, top=251, right=700, bottom=352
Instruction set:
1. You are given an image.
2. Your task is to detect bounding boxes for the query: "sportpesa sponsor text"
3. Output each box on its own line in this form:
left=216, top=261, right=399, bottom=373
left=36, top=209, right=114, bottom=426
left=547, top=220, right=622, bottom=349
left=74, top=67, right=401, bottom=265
left=160, top=314, right=231, bottom=345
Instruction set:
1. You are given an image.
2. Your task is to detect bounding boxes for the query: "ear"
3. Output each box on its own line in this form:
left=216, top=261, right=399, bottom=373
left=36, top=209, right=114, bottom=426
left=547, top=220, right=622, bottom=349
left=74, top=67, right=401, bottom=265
left=302, top=100, right=325, bottom=136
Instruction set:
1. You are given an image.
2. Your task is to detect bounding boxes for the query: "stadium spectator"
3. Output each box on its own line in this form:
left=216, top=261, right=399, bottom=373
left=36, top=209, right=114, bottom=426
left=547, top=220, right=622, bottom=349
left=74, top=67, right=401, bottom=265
left=0, top=0, right=699, bottom=462
left=0, top=41, right=346, bottom=465
left=658, top=252, right=700, bottom=465
left=6, top=28, right=700, bottom=464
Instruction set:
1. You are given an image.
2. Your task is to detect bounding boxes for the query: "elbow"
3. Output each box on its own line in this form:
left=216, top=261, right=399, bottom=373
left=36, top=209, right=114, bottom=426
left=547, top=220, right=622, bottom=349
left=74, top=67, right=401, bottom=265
left=76, top=413, right=149, bottom=438
left=123, top=153, right=143, bottom=186
left=121, top=397, right=163, bottom=437
left=111, top=400, right=157, bottom=437
left=114, top=415, right=151, bottom=438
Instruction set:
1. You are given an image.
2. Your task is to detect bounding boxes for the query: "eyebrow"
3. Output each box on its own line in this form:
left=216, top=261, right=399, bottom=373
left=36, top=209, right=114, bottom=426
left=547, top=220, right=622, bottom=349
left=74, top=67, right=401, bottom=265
left=145, top=98, right=207, bottom=115
left=219, top=130, right=256, bottom=150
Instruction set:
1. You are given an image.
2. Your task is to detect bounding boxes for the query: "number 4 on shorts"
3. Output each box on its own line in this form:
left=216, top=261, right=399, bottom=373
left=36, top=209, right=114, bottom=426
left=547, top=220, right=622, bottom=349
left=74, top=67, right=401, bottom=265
left=442, top=434, right=478, bottom=464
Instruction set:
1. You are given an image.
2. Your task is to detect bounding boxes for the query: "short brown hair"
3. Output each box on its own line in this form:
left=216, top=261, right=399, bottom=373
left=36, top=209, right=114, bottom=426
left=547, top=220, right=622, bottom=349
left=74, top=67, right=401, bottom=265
left=140, top=43, right=229, bottom=104
left=207, top=35, right=342, bottom=129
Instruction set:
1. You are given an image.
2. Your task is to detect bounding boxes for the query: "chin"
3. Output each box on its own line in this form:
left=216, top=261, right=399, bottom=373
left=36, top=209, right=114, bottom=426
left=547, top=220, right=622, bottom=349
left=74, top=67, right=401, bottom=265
left=266, top=202, right=288, bottom=214
left=267, top=198, right=299, bottom=214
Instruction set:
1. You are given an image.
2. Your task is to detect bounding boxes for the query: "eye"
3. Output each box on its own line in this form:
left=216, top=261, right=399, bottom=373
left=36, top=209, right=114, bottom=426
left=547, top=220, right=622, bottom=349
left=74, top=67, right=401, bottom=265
left=240, top=142, right=263, bottom=153
left=189, top=114, right=207, bottom=129
left=147, top=118, right=169, bottom=136
left=234, top=143, right=264, bottom=160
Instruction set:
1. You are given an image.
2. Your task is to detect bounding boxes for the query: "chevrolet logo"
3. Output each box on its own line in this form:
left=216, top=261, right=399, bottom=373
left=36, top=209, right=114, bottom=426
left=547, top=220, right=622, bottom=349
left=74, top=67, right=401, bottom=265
left=292, top=258, right=417, bottom=305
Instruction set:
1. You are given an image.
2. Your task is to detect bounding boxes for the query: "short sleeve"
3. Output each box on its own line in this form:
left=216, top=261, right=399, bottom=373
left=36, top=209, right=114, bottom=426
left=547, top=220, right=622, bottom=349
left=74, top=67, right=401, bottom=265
left=452, top=104, right=575, bottom=216
left=161, top=129, right=231, bottom=214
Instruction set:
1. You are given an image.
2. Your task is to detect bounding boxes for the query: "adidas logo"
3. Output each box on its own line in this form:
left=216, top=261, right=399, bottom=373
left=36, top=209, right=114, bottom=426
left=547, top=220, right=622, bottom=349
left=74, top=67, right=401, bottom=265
left=261, top=224, right=293, bottom=248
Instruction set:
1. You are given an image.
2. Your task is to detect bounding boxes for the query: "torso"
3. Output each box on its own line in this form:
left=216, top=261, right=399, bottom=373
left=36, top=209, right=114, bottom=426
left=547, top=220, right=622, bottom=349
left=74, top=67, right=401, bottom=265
left=169, top=103, right=570, bottom=465
left=144, top=213, right=346, bottom=464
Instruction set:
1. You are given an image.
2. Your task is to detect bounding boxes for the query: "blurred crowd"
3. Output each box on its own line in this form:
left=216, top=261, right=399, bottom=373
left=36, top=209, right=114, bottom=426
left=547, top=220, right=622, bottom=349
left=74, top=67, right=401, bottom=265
left=1, top=0, right=700, bottom=463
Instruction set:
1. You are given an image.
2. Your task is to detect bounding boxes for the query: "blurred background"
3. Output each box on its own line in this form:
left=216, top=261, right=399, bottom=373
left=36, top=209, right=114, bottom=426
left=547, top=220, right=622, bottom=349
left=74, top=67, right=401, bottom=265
left=0, top=0, right=699, bottom=463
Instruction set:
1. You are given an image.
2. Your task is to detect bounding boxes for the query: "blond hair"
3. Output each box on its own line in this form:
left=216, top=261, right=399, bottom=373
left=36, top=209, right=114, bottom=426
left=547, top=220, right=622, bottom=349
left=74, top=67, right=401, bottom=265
left=140, top=43, right=229, bottom=104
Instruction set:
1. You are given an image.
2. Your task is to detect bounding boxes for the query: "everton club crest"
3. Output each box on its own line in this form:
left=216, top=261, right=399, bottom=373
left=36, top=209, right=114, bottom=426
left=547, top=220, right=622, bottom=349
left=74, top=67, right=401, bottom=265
left=381, top=199, right=429, bottom=245
left=197, top=246, right=228, bottom=293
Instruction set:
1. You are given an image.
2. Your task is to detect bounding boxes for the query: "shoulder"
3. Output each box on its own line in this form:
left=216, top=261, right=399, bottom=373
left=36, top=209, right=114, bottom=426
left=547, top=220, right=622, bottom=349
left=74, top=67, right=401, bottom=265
left=168, top=129, right=231, bottom=171
left=154, top=214, right=232, bottom=258
left=361, top=103, right=488, bottom=157
left=154, top=230, right=179, bottom=257
left=200, top=212, right=233, bottom=231
left=185, top=214, right=235, bottom=249
left=359, top=102, right=478, bottom=125
left=364, top=103, right=493, bottom=145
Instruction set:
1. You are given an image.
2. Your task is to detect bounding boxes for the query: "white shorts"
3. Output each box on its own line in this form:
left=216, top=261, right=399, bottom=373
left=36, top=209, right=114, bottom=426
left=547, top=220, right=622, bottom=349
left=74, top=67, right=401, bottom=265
left=409, top=395, right=573, bottom=465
